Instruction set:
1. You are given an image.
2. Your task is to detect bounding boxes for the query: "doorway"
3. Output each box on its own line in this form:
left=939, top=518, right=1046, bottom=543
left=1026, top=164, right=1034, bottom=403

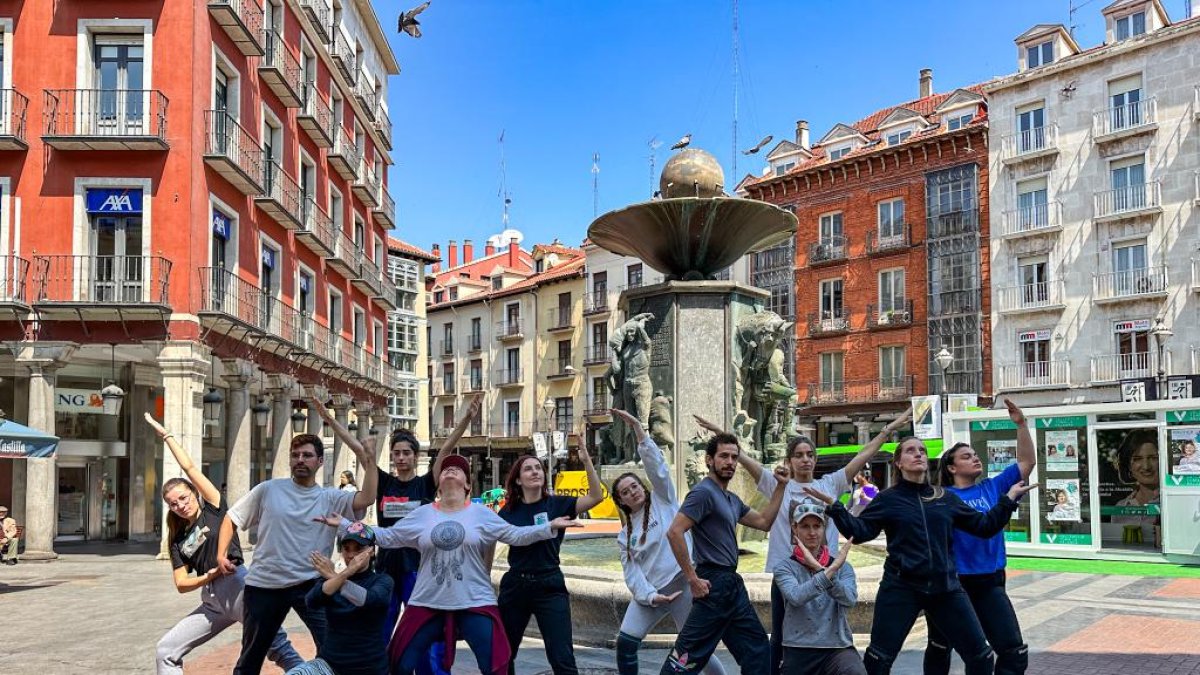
left=56, top=465, right=87, bottom=541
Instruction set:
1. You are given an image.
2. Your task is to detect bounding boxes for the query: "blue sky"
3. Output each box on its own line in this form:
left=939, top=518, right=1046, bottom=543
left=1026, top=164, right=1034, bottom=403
left=380, top=0, right=1191, bottom=254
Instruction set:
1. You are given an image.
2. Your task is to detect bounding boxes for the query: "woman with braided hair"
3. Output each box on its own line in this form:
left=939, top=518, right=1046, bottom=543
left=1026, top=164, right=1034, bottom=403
left=609, top=408, right=728, bottom=675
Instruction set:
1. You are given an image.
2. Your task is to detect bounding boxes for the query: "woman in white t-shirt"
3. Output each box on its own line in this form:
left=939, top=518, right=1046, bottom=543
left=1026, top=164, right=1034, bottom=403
left=338, top=470, right=359, bottom=493
left=321, top=454, right=578, bottom=674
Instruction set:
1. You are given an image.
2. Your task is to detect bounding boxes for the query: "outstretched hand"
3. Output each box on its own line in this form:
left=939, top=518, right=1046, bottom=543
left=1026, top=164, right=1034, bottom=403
left=885, top=407, right=914, bottom=434
left=825, top=540, right=853, bottom=579
left=549, top=516, right=582, bottom=531
left=312, top=513, right=343, bottom=528
left=1006, top=481, right=1039, bottom=501
left=803, top=487, right=835, bottom=505
left=1003, top=398, right=1027, bottom=426
left=650, top=590, right=682, bottom=607
left=692, top=414, right=724, bottom=436
left=310, top=552, right=336, bottom=579
left=144, top=412, right=170, bottom=440
left=611, top=408, right=639, bottom=427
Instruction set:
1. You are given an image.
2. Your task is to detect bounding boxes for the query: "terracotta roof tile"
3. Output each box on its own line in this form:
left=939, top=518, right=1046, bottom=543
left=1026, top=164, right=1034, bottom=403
left=386, top=237, right=439, bottom=262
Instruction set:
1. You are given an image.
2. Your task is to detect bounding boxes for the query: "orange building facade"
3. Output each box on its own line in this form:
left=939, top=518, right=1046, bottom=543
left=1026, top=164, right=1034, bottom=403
left=0, top=1, right=399, bottom=557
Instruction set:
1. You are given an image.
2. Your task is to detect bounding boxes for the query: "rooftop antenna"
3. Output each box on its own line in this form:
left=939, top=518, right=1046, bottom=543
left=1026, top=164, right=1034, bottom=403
left=591, top=152, right=600, bottom=218
left=1068, top=0, right=1100, bottom=38
left=647, top=136, right=662, bottom=197
left=498, top=129, right=511, bottom=226
left=731, top=0, right=740, bottom=179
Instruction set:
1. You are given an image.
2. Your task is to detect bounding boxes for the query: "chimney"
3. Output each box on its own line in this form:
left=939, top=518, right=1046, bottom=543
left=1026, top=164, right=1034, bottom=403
left=431, top=244, right=441, bottom=273
left=919, top=68, right=933, bottom=98
left=463, top=239, right=474, bottom=264
left=508, top=237, right=519, bottom=269
left=795, top=120, right=810, bottom=150
left=447, top=240, right=458, bottom=268
left=485, top=242, right=496, bottom=257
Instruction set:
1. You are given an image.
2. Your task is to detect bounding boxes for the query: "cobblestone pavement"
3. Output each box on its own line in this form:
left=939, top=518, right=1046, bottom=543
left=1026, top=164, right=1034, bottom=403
left=1, top=544, right=1197, bottom=674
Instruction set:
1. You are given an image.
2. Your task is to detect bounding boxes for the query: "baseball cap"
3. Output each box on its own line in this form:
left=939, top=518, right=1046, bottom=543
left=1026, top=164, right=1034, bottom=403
left=790, top=501, right=826, bottom=524
left=441, top=454, right=470, bottom=476
left=339, top=520, right=376, bottom=548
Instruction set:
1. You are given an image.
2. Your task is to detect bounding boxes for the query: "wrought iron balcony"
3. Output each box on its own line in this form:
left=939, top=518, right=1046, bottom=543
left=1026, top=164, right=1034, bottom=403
left=866, top=301, right=913, bottom=329
left=34, top=255, right=171, bottom=307
left=546, top=306, right=573, bottom=332
left=1092, top=266, right=1168, bottom=302
left=1093, top=98, right=1156, bottom=141
left=1093, top=182, right=1161, bottom=221
left=807, top=309, right=850, bottom=336
left=438, top=338, right=455, bottom=357
left=207, top=0, right=264, bottom=56
left=353, top=74, right=378, bottom=120
left=197, top=267, right=266, bottom=330
left=584, top=344, right=610, bottom=366
left=353, top=160, right=381, bottom=208
left=462, top=375, right=484, bottom=393
left=43, top=89, right=168, bottom=150
left=467, top=333, right=483, bottom=352
left=351, top=256, right=383, bottom=297
left=496, top=319, right=523, bottom=341
left=374, top=107, right=393, bottom=151
left=865, top=229, right=909, bottom=256
left=1000, top=124, right=1058, bottom=163
left=297, top=198, right=336, bottom=257
left=807, top=236, right=847, bottom=266
left=996, top=281, right=1065, bottom=314
left=258, top=30, right=303, bottom=107
left=997, top=361, right=1070, bottom=390
left=495, top=367, right=524, bottom=387
left=297, top=85, right=334, bottom=148
left=0, top=89, right=28, bottom=149
left=297, top=0, right=332, bottom=44
left=373, top=274, right=398, bottom=312
left=585, top=395, right=611, bottom=417
left=431, top=378, right=457, bottom=397
left=546, top=357, right=577, bottom=379
left=330, top=28, right=357, bottom=83
left=373, top=187, right=395, bottom=228
left=325, top=230, right=361, bottom=279
left=804, top=377, right=914, bottom=406
left=1090, top=351, right=1165, bottom=383
left=204, top=110, right=263, bottom=195
left=328, top=127, right=361, bottom=181
left=0, top=256, right=31, bottom=306
left=255, top=160, right=302, bottom=228
left=1000, top=201, right=1061, bottom=238
left=583, top=290, right=610, bottom=315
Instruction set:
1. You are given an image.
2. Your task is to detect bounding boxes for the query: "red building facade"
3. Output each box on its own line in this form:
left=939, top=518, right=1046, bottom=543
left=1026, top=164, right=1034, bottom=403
left=0, top=1, right=399, bottom=557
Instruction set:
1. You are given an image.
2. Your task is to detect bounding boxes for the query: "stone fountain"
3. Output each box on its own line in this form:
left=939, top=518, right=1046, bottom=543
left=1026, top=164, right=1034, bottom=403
left=588, top=148, right=798, bottom=510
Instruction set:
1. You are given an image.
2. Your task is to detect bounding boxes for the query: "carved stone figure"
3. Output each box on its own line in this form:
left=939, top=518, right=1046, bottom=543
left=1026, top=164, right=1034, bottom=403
left=648, top=391, right=675, bottom=454
left=605, top=312, right=655, bottom=463
left=733, top=310, right=797, bottom=458
left=683, top=431, right=709, bottom=488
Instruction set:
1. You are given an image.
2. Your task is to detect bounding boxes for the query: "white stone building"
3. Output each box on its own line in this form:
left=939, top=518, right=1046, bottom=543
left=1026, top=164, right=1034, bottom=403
left=987, top=0, right=1200, bottom=405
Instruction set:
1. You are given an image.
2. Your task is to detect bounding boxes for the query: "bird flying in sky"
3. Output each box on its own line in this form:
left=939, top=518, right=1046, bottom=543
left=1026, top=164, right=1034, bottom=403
left=399, top=2, right=431, bottom=38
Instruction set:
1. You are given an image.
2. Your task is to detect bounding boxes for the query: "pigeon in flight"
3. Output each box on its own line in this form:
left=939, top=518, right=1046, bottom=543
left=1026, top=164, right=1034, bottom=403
left=671, top=134, right=691, bottom=150
left=742, top=134, right=774, bottom=155
left=399, top=2, right=431, bottom=38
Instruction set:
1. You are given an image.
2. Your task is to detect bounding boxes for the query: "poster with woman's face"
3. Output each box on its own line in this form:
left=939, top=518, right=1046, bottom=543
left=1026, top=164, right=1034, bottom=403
left=1045, top=430, right=1079, bottom=473
left=1045, top=478, right=1081, bottom=522
left=1097, top=428, right=1161, bottom=527
left=1168, top=428, right=1200, bottom=476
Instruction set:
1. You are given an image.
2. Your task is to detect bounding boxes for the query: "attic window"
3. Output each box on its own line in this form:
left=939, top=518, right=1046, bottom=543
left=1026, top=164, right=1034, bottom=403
left=828, top=145, right=852, bottom=161
left=1115, top=11, right=1146, bottom=41
left=536, top=259, right=545, bottom=273
left=492, top=277, right=502, bottom=290
left=434, top=290, right=445, bottom=303
left=773, top=161, right=796, bottom=176
left=946, top=111, right=974, bottom=130
left=886, top=129, right=912, bottom=146
left=449, top=287, right=458, bottom=301
left=1026, top=41, right=1053, bottom=68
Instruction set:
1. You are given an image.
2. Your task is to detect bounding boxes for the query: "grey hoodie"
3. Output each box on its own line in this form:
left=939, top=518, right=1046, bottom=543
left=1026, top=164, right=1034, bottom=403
left=772, top=554, right=857, bottom=649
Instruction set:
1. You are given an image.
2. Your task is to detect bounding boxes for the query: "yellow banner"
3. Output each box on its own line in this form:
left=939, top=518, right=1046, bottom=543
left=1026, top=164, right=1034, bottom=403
left=553, top=471, right=619, bottom=519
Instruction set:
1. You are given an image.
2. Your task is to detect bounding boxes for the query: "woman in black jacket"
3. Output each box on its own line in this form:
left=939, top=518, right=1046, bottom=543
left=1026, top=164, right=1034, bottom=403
left=804, top=436, right=1036, bottom=675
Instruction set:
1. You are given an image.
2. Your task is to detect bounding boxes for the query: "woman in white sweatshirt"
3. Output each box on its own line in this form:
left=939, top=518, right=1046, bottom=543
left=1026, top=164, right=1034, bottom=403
left=609, top=409, right=727, bottom=675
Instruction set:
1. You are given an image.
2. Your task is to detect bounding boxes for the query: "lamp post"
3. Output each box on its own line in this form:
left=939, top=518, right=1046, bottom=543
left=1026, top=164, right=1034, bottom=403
left=934, top=347, right=953, bottom=414
left=290, top=406, right=307, bottom=434
left=1151, top=317, right=1173, bottom=399
left=542, top=396, right=555, bottom=492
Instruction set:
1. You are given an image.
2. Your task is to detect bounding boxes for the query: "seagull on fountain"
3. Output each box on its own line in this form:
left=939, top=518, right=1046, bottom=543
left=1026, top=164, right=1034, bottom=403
left=742, top=134, right=773, bottom=155
left=671, top=134, right=691, bottom=150
left=398, top=2, right=431, bottom=38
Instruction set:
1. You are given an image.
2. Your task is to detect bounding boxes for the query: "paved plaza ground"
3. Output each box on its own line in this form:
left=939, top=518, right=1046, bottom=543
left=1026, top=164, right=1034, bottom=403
left=1, top=542, right=1198, bottom=674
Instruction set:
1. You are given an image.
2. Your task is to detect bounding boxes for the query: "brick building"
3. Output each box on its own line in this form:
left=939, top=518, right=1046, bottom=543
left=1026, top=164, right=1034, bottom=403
left=742, top=71, right=991, bottom=444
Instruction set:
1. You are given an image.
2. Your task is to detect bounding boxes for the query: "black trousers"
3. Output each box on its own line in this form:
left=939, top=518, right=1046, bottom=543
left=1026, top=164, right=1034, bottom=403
left=660, top=565, right=770, bottom=674
left=770, top=580, right=786, bottom=675
left=498, top=568, right=578, bottom=675
left=924, top=571, right=1026, bottom=675
left=782, top=646, right=867, bottom=675
left=863, top=579, right=993, bottom=675
left=235, top=579, right=328, bottom=675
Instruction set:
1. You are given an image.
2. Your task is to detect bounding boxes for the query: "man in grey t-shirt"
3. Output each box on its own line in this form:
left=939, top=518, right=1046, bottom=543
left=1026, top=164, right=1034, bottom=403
left=661, top=431, right=788, bottom=674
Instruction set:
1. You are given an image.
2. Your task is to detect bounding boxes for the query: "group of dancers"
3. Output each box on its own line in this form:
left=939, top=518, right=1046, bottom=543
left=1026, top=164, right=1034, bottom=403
left=151, top=394, right=1038, bottom=675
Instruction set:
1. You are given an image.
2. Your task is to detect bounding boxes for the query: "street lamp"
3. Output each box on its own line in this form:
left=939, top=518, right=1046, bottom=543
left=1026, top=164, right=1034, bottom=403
left=934, top=347, right=953, bottom=412
left=290, top=406, right=307, bottom=434
left=100, top=345, right=125, bottom=416
left=252, top=396, right=271, bottom=429
left=1151, top=317, right=1173, bottom=398
left=202, top=388, right=224, bottom=427
left=542, top=396, right=556, bottom=490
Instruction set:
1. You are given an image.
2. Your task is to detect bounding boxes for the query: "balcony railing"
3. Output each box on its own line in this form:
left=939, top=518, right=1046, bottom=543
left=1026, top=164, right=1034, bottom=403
left=0, top=89, right=29, bottom=148
left=467, top=334, right=483, bottom=352
left=330, top=28, right=357, bottom=83
left=255, top=160, right=302, bottom=228
left=43, top=89, right=168, bottom=149
left=462, top=375, right=484, bottom=393
left=204, top=110, right=263, bottom=195
left=197, top=267, right=266, bottom=329
left=866, top=301, right=913, bottom=329
left=297, top=0, right=332, bottom=43
left=1093, top=182, right=1161, bottom=220
left=34, top=255, right=171, bottom=306
left=297, top=198, right=336, bottom=257
left=585, top=395, right=611, bottom=416
left=353, top=161, right=381, bottom=207
left=1093, top=266, right=1168, bottom=301
left=374, top=107, right=393, bottom=151
left=373, top=274, right=398, bottom=311
left=495, top=368, right=524, bottom=386
left=807, top=309, right=850, bottom=336
left=354, top=75, right=378, bottom=120
left=804, top=377, right=914, bottom=405
left=808, top=236, right=847, bottom=265
left=998, top=361, right=1071, bottom=389
left=1093, top=98, right=1156, bottom=139
left=260, top=294, right=303, bottom=346
left=496, top=320, right=523, bottom=341
left=1091, top=352, right=1163, bottom=383
left=352, top=256, right=384, bottom=297
left=865, top=229, right=909, bottom=256
left=584, top=344, right=610, bottom=365
left=431, top=378, right=457, bottom=397
left=1000, top=124, right=1058, bottom=161
left=438, top=339, right=454, bottom=356
left=547, top=306, right=573, bottom=331
left=583, top=290, right=610, bottom=314
left=373, top=188, right=395, bottom=228
left=547, top=357, right=577, bottom=378
left=927, top=208, right=979, bottom=239
left=326, top=231, right=361, bottom=279
left=489, top=421, right=533, bottom=438
left=328, top=127, right=361, bottom=181
left=0, top=256, right=31, bottom=304
left=207, top=0, right=265, bottom=56
left=298, top=85, right=334, bottom=147
left=996, top=280, right=1064, bottom=313
left=1001, top=201, right=1061, bottom=237
left=258, top=30, right=303, bottom=107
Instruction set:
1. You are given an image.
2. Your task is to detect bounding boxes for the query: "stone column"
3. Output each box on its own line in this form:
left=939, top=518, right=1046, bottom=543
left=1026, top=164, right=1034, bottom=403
left=305, top=385, right=328, bottom=486
left=351, top=402, right=372, bottom=483
left=853, top=418, right=874, bottom=445
left=222, top=359, right=253, bottom=513
left=371, top=407, right=391, bottom=471
left=15, top=342, right=78, bottom=561
left=330, top=395, right=353, bottom=480
left=268, top=374, right=296, bottom=481
left=155, top=342, right=211, bottom=558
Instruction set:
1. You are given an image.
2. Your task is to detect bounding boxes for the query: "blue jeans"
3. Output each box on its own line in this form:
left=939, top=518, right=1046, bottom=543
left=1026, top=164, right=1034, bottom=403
left=396, top=611, right=496, bottom=675
left=235, top=579, right=327, bottom=675
left=660, top=565, right=771, bottom=674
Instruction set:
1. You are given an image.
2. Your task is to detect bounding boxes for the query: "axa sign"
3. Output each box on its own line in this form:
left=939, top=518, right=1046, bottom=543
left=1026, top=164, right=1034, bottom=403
left=85, top=188, right=143, bottom=215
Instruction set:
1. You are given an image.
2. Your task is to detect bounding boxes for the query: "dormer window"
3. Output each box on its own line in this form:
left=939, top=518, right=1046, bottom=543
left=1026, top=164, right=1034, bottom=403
left=536, top=259, right=544, bottom=273
left=491, top=277, right=502, bottom=290
left=886, top=129, right=912, bottom=146
left=945, top=111, right=975, bottom=131
left=434, top=290, right=445, bottom=303
left=828, top=145, right=852, bottom=161
left=773, top=161, right=796, bottom=176
left=1115, top=11, right=1146, bottom=40
left=1026, top=40, right=1053, bottom=68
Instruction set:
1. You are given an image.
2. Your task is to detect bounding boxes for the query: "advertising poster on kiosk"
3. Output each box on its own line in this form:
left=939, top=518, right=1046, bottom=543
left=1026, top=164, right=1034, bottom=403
left=1045, top=479, right=1081, bottom=522
left=1167, top=427, right=1200, bottom=484
left=986, top=440, right=1017, bottom=478
left=1097, top=428, right=1160, bottom=548
left=1045, top=430, right=1079, bottom=473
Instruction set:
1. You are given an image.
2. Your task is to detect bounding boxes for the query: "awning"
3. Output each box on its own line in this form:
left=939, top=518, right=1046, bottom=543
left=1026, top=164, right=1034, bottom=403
left=0, top=420, right=60, bottom=459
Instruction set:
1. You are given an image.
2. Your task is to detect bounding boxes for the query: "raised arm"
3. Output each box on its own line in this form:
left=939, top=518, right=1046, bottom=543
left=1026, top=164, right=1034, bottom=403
left=950, top=484, right=1034, bottom=538
left=352, top=436, right=378, bottom=512
left=574, top=444, right=605, bottom=514
left=739, top=465, right=790, bottom=532
left=433, top=394, right=482, bottom=484
left=1005, top=399, right=1036, bottom=481
left=695, top=414, right=765, bottom=483
left=309, top=396, right=365, bottom=457
left=614, top=408, right=673, bottom=502
left=843, top=408, right=912, bottom=481
left=484, top=508, right=575, bottom=546
left=809, top=487, right=886, bottom=544
left=146, top=413, right=220, bottom=506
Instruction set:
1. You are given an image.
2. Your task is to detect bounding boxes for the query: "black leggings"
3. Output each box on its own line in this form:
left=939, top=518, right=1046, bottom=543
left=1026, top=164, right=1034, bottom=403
left=924, top=571, right=1027, bottom=675
left=498, top=569, right=578, bottom=675
left=863, top=579, right=993, bottom=675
